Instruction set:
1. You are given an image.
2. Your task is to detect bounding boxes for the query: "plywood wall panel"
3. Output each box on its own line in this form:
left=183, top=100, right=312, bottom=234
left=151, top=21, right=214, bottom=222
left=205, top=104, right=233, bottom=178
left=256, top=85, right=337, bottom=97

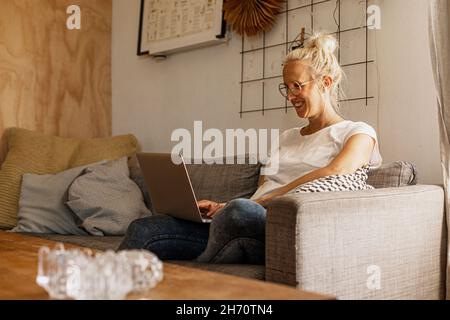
left=0, top=0, right=112, bottom=140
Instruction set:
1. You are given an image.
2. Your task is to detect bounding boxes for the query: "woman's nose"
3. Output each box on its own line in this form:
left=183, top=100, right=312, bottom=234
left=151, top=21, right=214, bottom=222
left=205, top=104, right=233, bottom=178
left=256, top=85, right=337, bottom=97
left=287, top=91, right=296, bottom=101
left=287, top=91, right=301, bottom=102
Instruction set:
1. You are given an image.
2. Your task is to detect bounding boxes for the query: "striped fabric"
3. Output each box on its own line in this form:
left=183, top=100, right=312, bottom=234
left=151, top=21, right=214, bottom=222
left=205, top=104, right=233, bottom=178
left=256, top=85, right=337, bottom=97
left=295, top=165, right=373, bottom=193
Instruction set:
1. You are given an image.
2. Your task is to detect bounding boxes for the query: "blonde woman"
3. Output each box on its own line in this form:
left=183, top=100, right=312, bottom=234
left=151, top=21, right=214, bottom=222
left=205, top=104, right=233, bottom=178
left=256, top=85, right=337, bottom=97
left=119, top=34, right=382, bottom=265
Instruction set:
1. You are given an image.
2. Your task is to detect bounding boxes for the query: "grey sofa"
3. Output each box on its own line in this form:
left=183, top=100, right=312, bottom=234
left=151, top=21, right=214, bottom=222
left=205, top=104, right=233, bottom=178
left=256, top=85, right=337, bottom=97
left=27, top=160, right=447, bottom=300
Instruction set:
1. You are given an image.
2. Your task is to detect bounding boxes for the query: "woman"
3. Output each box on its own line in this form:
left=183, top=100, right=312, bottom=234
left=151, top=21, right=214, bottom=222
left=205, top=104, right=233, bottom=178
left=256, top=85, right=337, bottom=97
left=119, top=34, right=382, bottom=264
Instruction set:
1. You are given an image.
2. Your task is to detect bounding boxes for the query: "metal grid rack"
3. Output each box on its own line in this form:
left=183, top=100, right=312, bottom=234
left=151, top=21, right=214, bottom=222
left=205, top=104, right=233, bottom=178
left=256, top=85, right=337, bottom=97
left=239, top=0, right=375, bottom=117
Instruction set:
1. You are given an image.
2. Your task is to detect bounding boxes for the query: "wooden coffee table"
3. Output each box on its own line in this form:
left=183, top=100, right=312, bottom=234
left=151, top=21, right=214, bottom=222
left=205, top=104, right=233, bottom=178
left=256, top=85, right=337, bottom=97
left=0, top=231, right=332, bottom=300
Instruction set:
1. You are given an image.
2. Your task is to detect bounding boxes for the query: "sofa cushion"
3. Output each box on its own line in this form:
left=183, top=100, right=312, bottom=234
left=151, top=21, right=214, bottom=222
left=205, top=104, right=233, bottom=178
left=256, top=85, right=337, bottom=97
left=367, top=161, right=418, bottom=188
left=170, top=260, right=265, bottom=280
left=67, top=157, right=151, bottom=236
left=129, top=156, right=154, bottom=212
left=128, top=155, right=416, bottom=201
left=0, top=128, right=138, bottom=229
left=186, top=158, right=261, bottom=203
left=129, top=155, right=261, bottom=204
left=11, top=162, right=105, bottom=235
left=0, top=128, right=8, bottom=167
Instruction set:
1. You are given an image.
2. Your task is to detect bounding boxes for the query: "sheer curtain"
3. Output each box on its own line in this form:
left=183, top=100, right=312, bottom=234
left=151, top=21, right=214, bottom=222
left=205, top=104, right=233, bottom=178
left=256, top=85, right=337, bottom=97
left=428, top=0, right=450, bottom=299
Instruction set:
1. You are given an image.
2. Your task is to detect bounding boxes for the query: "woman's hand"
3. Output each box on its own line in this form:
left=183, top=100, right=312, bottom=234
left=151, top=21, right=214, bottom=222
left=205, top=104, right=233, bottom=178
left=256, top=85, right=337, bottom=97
left=197, top=200, right=226, bottom=218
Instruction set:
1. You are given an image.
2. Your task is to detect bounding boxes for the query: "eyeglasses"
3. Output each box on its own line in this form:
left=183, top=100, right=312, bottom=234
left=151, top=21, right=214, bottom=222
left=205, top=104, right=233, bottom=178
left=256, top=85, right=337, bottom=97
left=278, top=80, right=315, bottom=98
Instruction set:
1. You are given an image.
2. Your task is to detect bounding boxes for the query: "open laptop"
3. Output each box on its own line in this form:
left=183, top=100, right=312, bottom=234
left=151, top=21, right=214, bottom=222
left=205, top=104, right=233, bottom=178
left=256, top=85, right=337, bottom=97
left=136, top=152, right=212, bottom=223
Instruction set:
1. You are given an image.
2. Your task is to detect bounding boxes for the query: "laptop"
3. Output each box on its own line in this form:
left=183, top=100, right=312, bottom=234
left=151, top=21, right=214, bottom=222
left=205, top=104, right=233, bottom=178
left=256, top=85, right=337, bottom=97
left=136, top=152, right=212, bottom=223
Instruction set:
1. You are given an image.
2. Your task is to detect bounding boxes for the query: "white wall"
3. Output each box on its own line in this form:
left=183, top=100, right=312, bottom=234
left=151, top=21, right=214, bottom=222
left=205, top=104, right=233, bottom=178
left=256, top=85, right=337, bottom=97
left=112, top=0, right=442, bottom=184
left=372, top=0, right=441, bottom=184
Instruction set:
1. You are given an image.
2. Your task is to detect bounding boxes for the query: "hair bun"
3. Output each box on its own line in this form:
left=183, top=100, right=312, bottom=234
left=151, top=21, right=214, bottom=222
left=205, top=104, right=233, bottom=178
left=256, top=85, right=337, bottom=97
left=304, top=33, right=338, bottom=54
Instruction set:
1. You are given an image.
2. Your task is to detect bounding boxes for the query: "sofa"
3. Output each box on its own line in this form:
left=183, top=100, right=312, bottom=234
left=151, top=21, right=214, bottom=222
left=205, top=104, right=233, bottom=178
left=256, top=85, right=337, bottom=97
left=21, top=159, right=447, bottom=300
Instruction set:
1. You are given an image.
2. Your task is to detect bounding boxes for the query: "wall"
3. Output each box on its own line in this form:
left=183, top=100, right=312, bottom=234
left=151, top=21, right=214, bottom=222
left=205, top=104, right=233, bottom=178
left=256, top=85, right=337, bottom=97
left=0, top=0, right=112, bottom=140
left=371, top=0, right=441, bottom=185
left=112, top=0, right=442, bottom=184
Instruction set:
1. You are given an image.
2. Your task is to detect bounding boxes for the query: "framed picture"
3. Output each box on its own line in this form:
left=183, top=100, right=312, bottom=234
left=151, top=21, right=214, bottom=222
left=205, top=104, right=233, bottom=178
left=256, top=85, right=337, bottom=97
left=137, top=0, right=227, bottom=57
left=137, top=0, right=150, bottom=55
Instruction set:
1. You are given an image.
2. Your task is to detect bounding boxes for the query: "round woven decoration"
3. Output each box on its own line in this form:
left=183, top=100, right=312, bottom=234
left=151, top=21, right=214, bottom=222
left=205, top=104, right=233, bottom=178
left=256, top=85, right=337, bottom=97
left=223, top=0, right=285, bottom=37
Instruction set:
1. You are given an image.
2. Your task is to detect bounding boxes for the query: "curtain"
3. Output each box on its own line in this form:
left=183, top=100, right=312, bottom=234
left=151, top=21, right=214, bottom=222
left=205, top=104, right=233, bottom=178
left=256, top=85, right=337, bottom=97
left=428, top=0, right=450, bottom=300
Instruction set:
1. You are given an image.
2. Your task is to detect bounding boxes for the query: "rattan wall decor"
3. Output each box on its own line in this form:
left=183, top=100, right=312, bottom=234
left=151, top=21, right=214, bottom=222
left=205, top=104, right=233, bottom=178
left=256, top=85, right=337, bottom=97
left=223, top=0, right=286, bottom=36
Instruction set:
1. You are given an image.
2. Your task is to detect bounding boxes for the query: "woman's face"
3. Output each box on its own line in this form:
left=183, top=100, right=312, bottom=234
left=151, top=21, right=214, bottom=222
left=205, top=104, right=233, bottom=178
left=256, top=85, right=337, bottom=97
left=282, top=60, right=325, bottom=119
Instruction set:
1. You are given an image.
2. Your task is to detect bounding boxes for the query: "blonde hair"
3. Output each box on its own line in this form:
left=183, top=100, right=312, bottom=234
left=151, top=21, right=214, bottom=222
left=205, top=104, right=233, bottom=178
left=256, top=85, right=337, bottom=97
left=283, top=33, right=345, bottom=113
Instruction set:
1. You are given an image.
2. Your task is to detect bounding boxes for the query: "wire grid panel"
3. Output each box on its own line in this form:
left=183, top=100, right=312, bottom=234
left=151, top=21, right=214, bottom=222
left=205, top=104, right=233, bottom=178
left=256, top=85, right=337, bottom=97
left=239, top=0, right=377, bottom=117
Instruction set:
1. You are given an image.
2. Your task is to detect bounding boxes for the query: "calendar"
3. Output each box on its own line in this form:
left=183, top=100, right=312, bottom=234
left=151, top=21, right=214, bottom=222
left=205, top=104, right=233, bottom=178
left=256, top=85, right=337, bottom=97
left=138, top=0, right=227, bottom=56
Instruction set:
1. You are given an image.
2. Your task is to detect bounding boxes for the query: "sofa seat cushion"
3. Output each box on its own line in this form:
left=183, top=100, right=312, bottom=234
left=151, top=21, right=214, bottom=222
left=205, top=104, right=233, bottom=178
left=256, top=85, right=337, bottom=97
left=20, top=233, right=265, bottom=281
left=170, top=260, right=265, bottom=280
left=20, top=233, right=124, bottom=251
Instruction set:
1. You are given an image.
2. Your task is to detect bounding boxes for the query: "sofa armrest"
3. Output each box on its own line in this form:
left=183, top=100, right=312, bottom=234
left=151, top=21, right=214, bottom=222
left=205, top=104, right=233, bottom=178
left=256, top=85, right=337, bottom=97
left=265, top=185, right=447, bottom=300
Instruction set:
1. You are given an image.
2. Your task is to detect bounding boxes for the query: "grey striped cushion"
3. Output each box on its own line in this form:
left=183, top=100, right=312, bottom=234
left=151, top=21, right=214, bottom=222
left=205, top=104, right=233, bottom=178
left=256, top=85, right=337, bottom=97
left=367, top=161, right=417, bottom=188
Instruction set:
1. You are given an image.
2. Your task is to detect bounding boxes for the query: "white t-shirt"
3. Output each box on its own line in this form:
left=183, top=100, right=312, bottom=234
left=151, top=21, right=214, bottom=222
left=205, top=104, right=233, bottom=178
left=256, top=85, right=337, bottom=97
left=251, top=120, right=382, bottom=200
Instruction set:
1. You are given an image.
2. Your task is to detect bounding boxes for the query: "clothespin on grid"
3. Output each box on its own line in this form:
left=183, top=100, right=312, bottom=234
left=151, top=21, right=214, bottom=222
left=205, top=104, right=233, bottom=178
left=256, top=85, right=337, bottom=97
left=290, top=27, right=306, bottom=51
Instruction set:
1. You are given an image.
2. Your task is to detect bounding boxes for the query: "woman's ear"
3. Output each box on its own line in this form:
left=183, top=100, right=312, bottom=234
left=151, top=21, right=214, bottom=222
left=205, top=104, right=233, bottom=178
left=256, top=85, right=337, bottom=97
left=322, top=76, right=333, bottom=89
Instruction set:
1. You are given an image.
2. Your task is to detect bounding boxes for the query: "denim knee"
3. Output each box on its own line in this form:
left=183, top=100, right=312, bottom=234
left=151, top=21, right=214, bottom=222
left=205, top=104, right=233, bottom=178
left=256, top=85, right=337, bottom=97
left=118, top=216, right=167, bottom=250
left=195, top=198, right=266, bottom=264
left=126, top=216, right=149, bottom=236
left=125, top=216, right=164, bottom=239
left=211, top=198, right=266, bottom=240
left=215, top=199, right=266, bottom=226
left=118, top=214, right=209, bottom=260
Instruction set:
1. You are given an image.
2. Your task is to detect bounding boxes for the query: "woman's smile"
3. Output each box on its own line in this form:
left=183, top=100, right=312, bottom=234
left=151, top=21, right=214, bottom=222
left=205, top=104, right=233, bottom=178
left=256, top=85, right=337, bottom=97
left=293, top=99, right=307, bottom=116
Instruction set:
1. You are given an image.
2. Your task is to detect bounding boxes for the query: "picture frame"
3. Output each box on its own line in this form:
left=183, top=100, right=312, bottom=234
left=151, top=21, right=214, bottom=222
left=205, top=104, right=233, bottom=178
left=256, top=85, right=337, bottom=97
left=137, top=0, right=227, bottom=57
left=137, top=0, right=149, bottom=56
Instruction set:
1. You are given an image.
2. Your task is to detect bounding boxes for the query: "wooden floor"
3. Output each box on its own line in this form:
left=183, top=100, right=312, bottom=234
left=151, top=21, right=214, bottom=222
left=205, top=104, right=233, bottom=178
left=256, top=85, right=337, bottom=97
left=0, top=231, right=332, bottom=300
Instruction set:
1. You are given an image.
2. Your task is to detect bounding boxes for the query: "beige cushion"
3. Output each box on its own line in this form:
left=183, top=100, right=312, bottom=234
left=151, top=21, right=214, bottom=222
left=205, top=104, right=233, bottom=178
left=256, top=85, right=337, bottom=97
left=0, top=127, right=138, bottom=229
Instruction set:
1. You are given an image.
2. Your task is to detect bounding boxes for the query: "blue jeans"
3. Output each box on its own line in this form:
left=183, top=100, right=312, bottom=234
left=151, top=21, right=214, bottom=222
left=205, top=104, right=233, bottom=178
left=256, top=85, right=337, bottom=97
left=118, top=199, right=266, bottom=264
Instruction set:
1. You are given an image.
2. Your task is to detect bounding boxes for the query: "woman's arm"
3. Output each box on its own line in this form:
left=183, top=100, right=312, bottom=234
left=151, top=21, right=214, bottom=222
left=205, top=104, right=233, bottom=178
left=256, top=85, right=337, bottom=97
left=258, top=175, right=266, bottom=187
left=254, top=134, right=375, bottom=207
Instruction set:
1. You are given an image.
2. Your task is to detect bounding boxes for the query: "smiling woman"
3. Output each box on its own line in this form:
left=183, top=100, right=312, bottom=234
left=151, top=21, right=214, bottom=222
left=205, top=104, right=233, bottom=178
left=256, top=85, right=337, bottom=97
left=281, top=33, right=344, bottom=120
left=119, top=33, right=382, bottom=266
left=250, top=33, right=381, bottom=203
